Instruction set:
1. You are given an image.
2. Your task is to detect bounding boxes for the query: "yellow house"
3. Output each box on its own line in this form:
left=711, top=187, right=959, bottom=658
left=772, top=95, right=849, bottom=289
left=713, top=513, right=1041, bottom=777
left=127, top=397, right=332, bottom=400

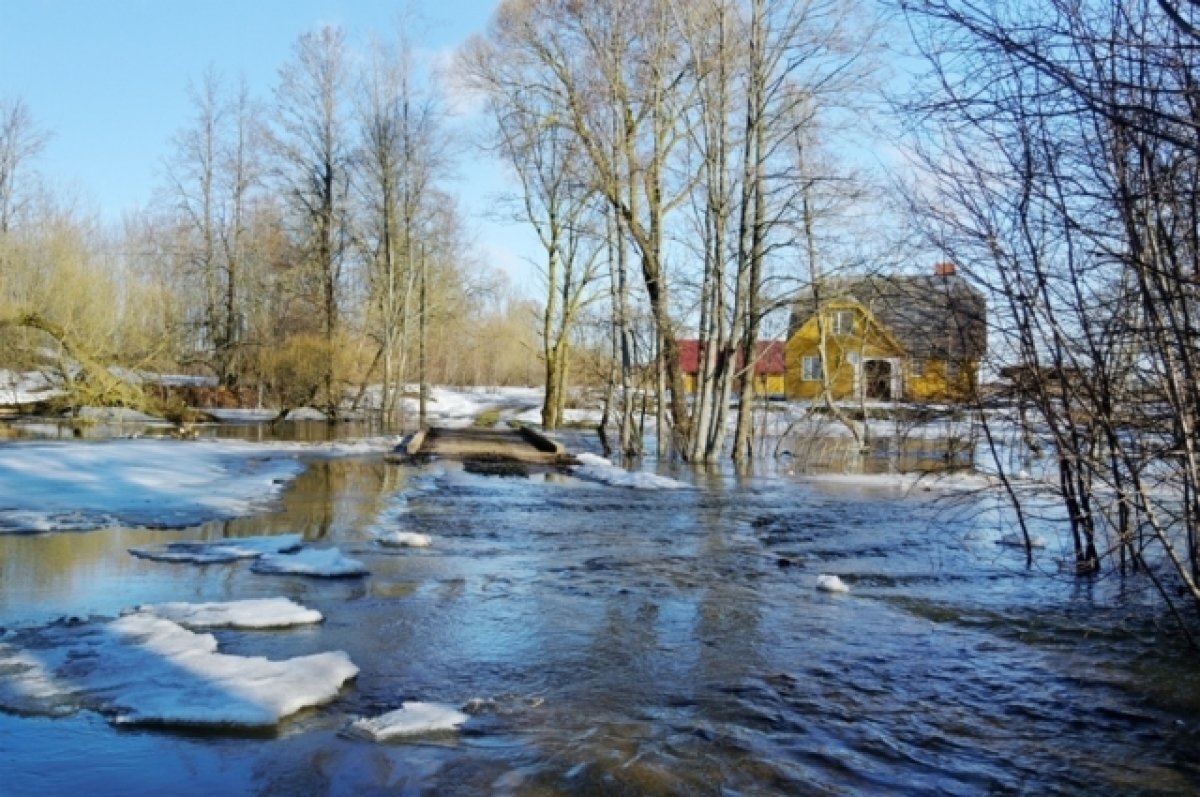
left=784, top=266, right=986, bottom=403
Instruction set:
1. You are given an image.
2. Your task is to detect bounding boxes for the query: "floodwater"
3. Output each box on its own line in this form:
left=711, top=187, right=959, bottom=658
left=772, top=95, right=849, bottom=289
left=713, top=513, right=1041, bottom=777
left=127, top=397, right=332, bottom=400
left=2, top=433, right=1199, bottom=795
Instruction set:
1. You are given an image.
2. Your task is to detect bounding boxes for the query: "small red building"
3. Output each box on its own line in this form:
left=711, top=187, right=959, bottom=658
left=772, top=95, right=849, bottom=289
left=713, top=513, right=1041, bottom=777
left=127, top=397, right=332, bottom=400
left=678, top=339, right=786, bottom=397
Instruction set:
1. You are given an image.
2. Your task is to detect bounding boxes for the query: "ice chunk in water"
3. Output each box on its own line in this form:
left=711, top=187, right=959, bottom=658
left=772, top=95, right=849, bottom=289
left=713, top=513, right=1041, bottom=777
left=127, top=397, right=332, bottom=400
left=129, top=534, right=303, bottom=564
left=377, top=531, right=432, bottom=548
left=0, top=614, right=357, bottom=728
left=130, top=598, right=323, bottom=629
left=349, top=701, right=469, bottom=741
left=251, top=547, right=369, bottom=578
left=816, top=574, right=850, bottom=593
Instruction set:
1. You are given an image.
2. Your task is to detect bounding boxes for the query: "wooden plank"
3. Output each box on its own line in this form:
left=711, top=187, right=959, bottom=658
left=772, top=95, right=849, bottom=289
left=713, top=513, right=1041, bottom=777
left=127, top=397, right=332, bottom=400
left=388, top=425, right=574, bottom=466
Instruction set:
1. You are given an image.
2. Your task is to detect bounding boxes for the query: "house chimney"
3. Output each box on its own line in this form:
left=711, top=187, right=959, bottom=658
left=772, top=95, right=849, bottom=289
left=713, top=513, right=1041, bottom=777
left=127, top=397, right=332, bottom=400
left=934, top=262, right=956, bottom=277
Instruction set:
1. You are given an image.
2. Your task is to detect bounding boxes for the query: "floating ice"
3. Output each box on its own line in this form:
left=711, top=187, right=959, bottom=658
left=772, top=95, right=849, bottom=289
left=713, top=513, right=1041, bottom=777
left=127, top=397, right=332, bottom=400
left=816, top=574, right=850, bottom=593
left=349, top=701, right=469, bottom=741
left=129, top=534, right=304, bottom=564
left=130, top=598, right=323, bottom=629
left=377, top=531, right=432, bottom=548
left=0, top=439, right=303, bottom=533
left=571, top=453, right=689, bottom=490
left=251, top=547, right=369, bottom=578
left=0, top=614, right=357, bottom=728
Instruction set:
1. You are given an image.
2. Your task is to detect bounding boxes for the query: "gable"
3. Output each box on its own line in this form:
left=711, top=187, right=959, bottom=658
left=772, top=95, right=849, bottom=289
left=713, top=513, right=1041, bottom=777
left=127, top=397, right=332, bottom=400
left=790, top=274, right=986, bottom=360
left=787, top=301, right=907, bottom=358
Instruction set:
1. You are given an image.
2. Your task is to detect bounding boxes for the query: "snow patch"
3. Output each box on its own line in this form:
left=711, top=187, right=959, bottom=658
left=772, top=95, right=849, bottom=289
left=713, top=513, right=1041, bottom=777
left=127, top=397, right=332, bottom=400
left=349, top=701, right=469, bottom=741
left=130, top=598, right=322, bottom=629
left=0, top=369, right=63, bottom=406
left=251, top=547, right=369, bottom=578
left=571, top=453, right=689, bottom=490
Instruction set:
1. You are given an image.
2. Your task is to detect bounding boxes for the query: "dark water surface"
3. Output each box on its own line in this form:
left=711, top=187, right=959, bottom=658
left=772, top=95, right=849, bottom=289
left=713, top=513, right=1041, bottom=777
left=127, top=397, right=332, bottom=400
left=1, top=444, right=1199, bottom=795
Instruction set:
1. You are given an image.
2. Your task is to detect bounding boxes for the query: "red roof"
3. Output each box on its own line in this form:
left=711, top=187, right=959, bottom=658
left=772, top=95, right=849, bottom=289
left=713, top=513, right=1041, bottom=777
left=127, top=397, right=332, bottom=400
left=678, top=339, right=701, bottom=373
left=755, top=341, right=785, bottom=375
left=678, top=339, right=785, bottom=376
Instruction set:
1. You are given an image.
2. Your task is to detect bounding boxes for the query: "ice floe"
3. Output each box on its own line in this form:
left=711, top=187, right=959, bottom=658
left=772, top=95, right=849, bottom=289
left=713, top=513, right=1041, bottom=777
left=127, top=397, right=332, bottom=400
left=0, top=439, right=304, bottom=533
left=130, top=598, right=323, bottom=629
left=251, top=547, right=369, bottom=578
left=349, top=701, right=469, bottom=741
left=0, top=613, right=357, bottom=728
left=816, top=574, right=850, bottom=593
left=571, top=453, right=690, bottom=490
left=129, top=534, right=303, bottom=564
left=377, top=531, right=432, bottom=548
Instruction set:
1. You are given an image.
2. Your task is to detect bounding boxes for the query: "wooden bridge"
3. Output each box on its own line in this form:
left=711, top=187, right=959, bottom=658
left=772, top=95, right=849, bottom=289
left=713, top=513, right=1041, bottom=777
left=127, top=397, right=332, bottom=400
left=387, top=425, right=574, bottom=473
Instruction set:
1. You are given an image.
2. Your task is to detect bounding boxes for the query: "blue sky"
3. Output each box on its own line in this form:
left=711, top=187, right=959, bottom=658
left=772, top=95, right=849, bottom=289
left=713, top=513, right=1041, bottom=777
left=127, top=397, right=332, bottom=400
left=0, top=0, right=539, bottom=286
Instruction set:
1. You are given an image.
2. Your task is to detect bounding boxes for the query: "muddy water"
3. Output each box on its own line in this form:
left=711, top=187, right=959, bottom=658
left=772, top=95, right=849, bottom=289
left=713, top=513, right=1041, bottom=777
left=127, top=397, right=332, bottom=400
left=2, top=449, right=1200, bottom=795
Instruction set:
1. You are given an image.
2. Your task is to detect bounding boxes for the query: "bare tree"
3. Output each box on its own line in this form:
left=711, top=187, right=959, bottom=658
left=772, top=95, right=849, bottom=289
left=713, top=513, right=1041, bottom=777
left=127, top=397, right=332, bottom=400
left=354, top=25, right=449, bottom=422
left=899, top=0, right=1200, bottom=634
left=271, top=25, right=353, bottom=414
left=476, top=0, right=697, bottom=451
left=163, top=70, right=263, bottom=387
left=0, top=97, right=48, bottom=235
left=461, top=34, right=605, bottom=429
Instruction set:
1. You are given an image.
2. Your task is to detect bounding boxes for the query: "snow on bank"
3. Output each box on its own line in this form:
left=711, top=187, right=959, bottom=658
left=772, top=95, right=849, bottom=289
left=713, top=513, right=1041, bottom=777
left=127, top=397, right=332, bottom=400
left=395, top=385, right=544, bottom=427
left=251, top=547, right=369, bottom=578
left=571, top=453, right=690, bottom=490
left=129, top=534, right=303, bottom=564
left=0, top=439, right=304, bottom=533
left=0, top=369, right=62, bottom=406
left=0, top=613, right=357, bottom=728
left=349, top=702, right=469, bottom=741
left=130, top=598, right=323, bottom=629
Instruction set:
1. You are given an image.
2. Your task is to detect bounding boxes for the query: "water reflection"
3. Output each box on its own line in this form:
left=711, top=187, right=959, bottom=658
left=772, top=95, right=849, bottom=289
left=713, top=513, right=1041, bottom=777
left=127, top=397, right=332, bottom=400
left=781, top=432, right=976, bottom=474
left=0, top=417, right=406, bottom=443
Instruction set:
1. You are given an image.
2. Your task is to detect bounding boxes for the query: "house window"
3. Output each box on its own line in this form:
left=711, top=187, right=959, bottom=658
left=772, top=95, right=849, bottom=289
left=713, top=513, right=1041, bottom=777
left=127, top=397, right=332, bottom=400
left=802, top=355, right=822, bottom=382
left=909, top=357, right=925, bottom=378
left=831, top=310, right=855, bottom=336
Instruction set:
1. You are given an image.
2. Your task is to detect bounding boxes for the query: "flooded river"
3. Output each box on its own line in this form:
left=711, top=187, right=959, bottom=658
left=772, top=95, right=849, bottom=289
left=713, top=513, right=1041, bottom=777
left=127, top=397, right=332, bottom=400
left=1, top=436, right=1199, bottom=795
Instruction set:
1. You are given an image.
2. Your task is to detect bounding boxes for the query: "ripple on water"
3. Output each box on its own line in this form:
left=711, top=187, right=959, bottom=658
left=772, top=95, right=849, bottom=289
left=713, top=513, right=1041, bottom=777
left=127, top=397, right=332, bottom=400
left=1, top=456, right=1199, bottom=794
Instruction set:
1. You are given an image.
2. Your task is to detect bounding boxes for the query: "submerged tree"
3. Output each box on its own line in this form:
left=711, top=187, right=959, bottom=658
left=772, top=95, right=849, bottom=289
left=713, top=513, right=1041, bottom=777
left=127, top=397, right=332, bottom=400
left=466, top=0, right=878, bottom=460
left=899, top=0, right=1200, bottom=633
